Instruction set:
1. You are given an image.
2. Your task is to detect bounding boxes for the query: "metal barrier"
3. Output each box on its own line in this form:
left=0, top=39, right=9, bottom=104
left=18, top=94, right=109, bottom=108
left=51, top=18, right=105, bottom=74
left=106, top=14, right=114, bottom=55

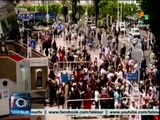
left=8, top=50, right=25, bottom=59
left=15, top=43, right=92, bottom=71
left=65, top=97, right=130, bottom=109
left=51, top=61, right=92, bottom=71
left=16, top=43, right=45, bottom=58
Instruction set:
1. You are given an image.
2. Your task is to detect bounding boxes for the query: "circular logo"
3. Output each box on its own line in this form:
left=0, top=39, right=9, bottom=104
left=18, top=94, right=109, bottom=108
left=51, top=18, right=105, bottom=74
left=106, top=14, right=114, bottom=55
left=16, top=98, right=28, bottom=108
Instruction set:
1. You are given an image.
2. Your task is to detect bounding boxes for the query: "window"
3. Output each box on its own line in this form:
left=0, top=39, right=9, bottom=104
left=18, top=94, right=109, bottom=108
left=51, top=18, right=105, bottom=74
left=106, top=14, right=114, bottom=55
left=134, top=29, right=140, bottom=33
left=36, top=69, right=43, bottom=88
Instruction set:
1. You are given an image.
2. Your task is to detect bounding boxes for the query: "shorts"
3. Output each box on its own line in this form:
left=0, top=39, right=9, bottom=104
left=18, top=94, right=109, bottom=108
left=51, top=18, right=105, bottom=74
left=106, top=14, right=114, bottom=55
left=114, top=102, right=121, bottom=108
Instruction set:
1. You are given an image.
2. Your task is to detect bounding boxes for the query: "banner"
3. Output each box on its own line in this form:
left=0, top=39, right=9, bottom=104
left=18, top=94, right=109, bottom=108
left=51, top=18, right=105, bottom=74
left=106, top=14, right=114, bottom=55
left=61, top=72, right=71, bottom=83
left=30, top=109, right=159, bottom=116
left=127, top=72, right=138, bottom=81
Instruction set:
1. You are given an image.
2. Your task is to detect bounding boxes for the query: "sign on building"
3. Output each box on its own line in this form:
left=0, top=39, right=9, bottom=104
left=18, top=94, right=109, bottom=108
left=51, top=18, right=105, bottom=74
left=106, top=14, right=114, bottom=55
left=29, top=58, right=48, bottom=67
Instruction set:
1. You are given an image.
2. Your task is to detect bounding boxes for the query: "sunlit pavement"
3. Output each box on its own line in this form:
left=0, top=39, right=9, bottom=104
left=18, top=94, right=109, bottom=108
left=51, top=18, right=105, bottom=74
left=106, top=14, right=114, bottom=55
left=55, top=36, right=103, bottom=65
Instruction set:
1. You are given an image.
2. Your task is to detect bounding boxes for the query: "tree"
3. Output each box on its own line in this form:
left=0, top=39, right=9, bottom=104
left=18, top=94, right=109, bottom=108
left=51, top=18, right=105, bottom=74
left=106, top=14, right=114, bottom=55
left=93, top=0, right=100, bottom=26
left=62, top=6, right=68, bottom=22
left=71, top=0, right=80, bottom=23
left=77, top=5, right=85, bottom=19
left=87, top=4, right=95, bottom=16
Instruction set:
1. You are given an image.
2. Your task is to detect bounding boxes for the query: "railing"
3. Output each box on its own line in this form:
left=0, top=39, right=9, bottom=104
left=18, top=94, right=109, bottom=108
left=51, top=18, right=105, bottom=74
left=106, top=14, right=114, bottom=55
left=8, top=50, right=25, bottom=59
left=15, top=43, right=56, bottom=67
left=51, top=61, right=91, bottom=71
left=14, top=43, right=45, bottom=58
left=14, top=43, right=92, bottom=70
left=22, top=43, right=45, bottom=57
left=65, top=97, right=130, bottom=110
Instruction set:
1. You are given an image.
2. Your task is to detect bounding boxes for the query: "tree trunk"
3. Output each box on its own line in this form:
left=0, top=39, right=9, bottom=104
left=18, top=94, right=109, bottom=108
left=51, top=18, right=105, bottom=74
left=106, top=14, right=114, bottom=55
left=95, top=0, right=99, bottom=26
left=72, top=1, right=77, bottom=23
left=64, top=15, right=67, bottom=22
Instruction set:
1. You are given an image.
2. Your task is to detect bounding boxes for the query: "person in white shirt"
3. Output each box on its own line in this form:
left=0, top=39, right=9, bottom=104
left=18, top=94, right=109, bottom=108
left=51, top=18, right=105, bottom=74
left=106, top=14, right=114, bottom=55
left=105, top=46, right=110, bottom=56
left=100, top=68, right=107, bottom=76
left=101, top=31, right=106, bottom=45
left=27, top=45, right=32, bottom=58
left=116, top=69, right=123, bottom=78
left=94, top=88, right=100, bottom=109
left=19, top=37, right=23, bottom=46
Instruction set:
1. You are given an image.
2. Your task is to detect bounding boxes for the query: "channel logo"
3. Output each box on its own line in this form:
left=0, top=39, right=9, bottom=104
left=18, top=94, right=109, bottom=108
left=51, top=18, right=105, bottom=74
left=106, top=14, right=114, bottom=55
left=10, top=92, right=31, bottom=115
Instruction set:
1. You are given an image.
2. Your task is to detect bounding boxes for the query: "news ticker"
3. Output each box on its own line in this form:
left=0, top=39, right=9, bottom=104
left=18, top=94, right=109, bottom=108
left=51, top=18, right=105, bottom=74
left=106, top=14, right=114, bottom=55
left=30, top=109, right=159, bottom=116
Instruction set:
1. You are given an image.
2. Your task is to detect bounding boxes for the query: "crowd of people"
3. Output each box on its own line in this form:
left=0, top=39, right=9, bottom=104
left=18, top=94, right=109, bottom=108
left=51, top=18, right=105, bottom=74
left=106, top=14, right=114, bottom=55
left=13, top=22, right=159, bottom=119
left=45, top=23, right=159, bottom=118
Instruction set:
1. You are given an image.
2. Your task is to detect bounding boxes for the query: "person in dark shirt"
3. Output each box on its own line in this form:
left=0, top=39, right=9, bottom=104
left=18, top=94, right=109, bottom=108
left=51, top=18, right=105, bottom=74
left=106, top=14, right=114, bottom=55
left=120, top=44, right=126, bottom=59
left=140, top=56, right=147, bottom=80
left=52, top=39, right=57, bottom=52
left=82, top=47, right=87, bottom=56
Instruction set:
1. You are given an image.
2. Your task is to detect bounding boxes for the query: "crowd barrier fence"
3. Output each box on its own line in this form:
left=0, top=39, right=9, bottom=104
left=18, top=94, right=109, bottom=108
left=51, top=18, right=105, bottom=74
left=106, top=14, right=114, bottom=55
left=65, top=97, right=130, bottom=110
left=50, top=61, right=92, bottom=71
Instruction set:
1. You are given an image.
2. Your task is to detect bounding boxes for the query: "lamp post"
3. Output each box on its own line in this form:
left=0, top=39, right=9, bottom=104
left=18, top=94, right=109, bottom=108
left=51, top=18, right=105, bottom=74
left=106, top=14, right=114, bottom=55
left=25, top=28, right=30, bottom=58
left=106, top=14, right=109, bottom=26
left=46, top=0, right=49, bottom=24
left=120, top=2, right=123, bottom=22
left=68, top=10, right=72, bottom=23
left=23, top=14, right=31, bottom=58
left=116, top=2, right=120, bottom=32
left=110, top=15, right=112, bottom=25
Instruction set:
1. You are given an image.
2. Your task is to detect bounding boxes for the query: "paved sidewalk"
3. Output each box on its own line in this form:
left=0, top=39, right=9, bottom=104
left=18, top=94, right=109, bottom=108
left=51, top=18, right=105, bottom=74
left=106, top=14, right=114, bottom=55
left=55, top=36, right=103, bottom=66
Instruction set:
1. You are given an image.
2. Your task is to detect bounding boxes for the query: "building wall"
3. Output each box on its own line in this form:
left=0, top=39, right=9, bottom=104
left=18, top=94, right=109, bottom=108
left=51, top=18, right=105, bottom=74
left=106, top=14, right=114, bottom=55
left=0, top=58, right=17, bottom=82
left=31, top=67, right=48, bottom=90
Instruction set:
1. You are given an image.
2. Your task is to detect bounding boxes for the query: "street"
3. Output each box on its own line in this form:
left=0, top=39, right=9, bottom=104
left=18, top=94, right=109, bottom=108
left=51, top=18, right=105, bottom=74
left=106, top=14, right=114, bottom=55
left=118, top=36, right=143, bottom=64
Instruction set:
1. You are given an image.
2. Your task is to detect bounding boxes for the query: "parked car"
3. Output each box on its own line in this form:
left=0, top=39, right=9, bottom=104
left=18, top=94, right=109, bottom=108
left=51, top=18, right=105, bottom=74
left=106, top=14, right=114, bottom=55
left=90, top=24, right=96, bottom=31
left=119, top=22, right=126, bottom=33
left=129, top=28, right=141, bottom=38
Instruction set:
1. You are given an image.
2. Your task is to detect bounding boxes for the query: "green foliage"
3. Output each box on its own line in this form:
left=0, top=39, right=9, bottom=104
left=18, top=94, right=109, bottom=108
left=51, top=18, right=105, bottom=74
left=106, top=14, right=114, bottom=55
left=61, top=6, right=68, bottom=16
left=16, top=1, right=138, bottom=21
left=77, top=5, right=85, bottom=17
left=16, top=4, right=62, bottom=14
left=99, top=0, right=138, bottom=21
left=87, top=4, right=95, bottom=16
